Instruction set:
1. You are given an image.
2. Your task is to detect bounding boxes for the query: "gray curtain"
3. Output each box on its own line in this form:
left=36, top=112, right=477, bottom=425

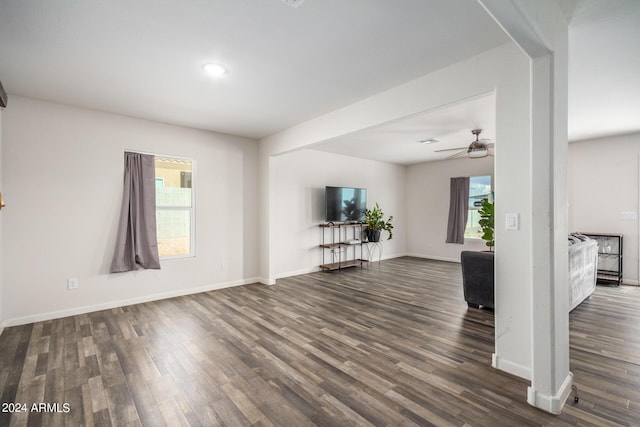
left=446, top=176, right=470, bottom=244
left=110, top=152, right=161, bottom=272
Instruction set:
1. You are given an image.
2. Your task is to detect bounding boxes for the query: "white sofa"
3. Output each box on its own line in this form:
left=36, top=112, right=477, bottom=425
left=568, top=234, right=598, bottom=311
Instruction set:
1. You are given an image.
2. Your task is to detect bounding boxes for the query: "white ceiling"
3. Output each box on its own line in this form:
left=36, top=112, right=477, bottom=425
left=0, top=0, right=638, bottom=161
left=0, top=0, right=507, bottom=139
left=311, top=0, right=640, bottom=164
left=311, top=93, right=496, bottom=165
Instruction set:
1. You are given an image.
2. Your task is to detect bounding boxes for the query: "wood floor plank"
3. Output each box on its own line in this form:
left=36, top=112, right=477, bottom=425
left=125, top=372, right=165, bottom=427
left=103, top=382, right=139, bottom=426
left=1, top=257, right=640, bottom=426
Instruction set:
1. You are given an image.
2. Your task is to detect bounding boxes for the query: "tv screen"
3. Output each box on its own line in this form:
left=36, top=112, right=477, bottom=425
left=325, top=186, right=367, bottom=222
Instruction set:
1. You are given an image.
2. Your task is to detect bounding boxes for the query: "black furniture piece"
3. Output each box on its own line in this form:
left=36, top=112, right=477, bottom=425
left=461, top=251, right=495, bottom=309
left=579, top=232, right=623, bottom=285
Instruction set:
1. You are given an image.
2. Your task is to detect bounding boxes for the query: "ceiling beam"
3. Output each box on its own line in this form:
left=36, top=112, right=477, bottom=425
left=477, top=0, right=555, bottom=58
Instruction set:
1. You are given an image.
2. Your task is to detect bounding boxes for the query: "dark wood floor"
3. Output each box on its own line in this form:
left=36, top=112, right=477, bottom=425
left=1, top=257, right=639, bottom=426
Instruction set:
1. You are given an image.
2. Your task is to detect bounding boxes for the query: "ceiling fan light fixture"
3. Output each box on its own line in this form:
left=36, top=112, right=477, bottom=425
left=468, top=147, right=488, bottom=158
left=432, top=128, right=493, bottom=159
left=467, top=128, right=488, bottom=158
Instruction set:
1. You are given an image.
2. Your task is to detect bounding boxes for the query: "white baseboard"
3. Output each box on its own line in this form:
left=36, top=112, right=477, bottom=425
left=527, top=371, right=573, bottom=414
left=275, top=266, right=321, bottom=280
left=405, top=253, right=460, bottom=263
left=379, top=253, right=407, bottom=261
left=257, top=277, right=276, bottom=285
left=622, top=278, right=639, bottom=286
left=365, top=253, right=406, bottom=263
left=492, top=353, right=531, bottom=380
left=272, top=253, right=408, bottom=282
left=3, top=278, right=258, bottom=327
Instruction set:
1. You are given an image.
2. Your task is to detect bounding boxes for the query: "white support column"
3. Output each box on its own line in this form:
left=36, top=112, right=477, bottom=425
left=527, top=53, right=571, bottom=414
left=258, top=149, right=277, bottom=285
left=478, top=0, right=570, bottom=414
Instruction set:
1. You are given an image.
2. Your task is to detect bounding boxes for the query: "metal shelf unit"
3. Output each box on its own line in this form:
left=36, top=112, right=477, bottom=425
left=319, top=223, right=368, bottom=271
left=581, top=232, right=623, bottom=285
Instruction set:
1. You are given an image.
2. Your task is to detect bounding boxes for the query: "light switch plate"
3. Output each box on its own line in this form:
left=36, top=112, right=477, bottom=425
left=505, top=213, right=519, bottom=231
left=67, top=277, right=79, bottom=290
left=621, top=211, right=638, bottom=220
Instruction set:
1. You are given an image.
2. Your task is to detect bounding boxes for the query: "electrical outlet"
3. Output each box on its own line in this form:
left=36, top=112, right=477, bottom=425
left=67, top=277, right=79, bottom=290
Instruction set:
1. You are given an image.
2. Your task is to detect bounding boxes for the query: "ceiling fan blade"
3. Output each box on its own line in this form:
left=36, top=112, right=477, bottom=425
left=434, top=146, right=467, bottom=153
left=448, top=150, right=469, bottom=159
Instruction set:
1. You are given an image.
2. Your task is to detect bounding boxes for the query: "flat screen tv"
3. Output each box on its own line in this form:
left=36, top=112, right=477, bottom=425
left=325, top=186, right=367, bottom=222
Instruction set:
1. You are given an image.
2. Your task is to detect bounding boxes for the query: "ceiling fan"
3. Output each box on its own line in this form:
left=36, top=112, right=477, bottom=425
left=435, top=129, right=494, bottom=159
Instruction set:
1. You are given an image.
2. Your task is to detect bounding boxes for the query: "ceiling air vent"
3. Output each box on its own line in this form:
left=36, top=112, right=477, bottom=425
left=281, top=0, right=305, bottom=8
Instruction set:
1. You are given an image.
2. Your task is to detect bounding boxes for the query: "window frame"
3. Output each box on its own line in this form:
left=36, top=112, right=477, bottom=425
left=155, top=155, right=196, bottom=260
left=464, top=175, right=492, bottom=240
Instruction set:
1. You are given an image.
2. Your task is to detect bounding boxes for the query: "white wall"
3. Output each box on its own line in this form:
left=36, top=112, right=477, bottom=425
left=2, top=96, right=259, bottom=325
left=272, top=149, right=405, bottom=278
left=568, top=132, right=640, bottom=285
left=406, top=156, right=493, bottom=262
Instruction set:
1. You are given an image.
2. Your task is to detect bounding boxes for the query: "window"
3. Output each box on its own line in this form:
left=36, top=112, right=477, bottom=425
left=465, top=175, right=491, bottom=239
left=155, top=157, right=194, bottom=258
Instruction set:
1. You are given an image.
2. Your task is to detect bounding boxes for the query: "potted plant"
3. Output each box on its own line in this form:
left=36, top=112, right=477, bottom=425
left=478, top=197, right=495, bottom=251
left=363, top=202, right=393, bottom=242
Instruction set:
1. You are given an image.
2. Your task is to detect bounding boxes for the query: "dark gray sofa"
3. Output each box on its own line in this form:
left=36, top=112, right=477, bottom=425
left=460, top=251, right=494, bottom=309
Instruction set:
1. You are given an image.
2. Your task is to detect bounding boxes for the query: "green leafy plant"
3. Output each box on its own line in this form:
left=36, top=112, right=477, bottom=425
left=363, top=202, right=394, bottom=240
left=478, top=197, right=495, bottom=251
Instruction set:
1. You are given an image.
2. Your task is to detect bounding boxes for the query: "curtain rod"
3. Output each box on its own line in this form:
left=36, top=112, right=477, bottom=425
left=124, top=149, right=193, bottom=161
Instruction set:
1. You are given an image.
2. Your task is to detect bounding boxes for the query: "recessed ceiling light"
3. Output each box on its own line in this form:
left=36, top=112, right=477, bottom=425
left=203, top=63, right=227, bottom=77
left=418, top=138, right=439, bottom=144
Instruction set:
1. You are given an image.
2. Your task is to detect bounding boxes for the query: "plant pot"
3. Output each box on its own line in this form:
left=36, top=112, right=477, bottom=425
left=366, top=229, right=381, bottom=242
